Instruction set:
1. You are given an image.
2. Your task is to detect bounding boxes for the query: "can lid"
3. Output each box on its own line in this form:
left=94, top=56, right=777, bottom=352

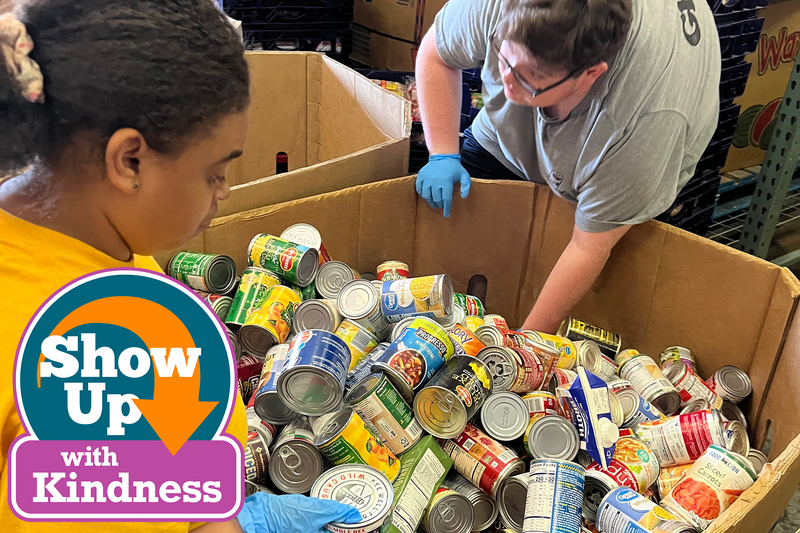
left=717, top=365, right=753, bottom=400
left=474, top=325, right=504, bottom=347
left=476, top=347, right=518, bottom=392
left=681, top=398, right=710, bottom=415
left=370, top=362, right=414, bottom=404
left=278, top=365, right=344, bottom=417
left=615, top=388, right=640, bottom=422
left=724, top=419, right=750, bottom=457
left=312, top=408, right=356, bottom=447
left=583, top=471, right=617, bottom=522
left=269, top=440, right=324, bottom=494
left=651, top=390, right=682, bottom=417
left=496, top=474, right=527, bottom=531
left=293, top=300, right=336, bottom=334
left=720, top=400, right=748, bottom=429
left=427, top=491, right=474, bottom=533
left=389, top=316, right=416, bottom=342
left=480, top=392, right=529, bottom=441
left=576, top=340, right=603, bottom=374
left=238, top=323, right=278, bottom=358
left=281, top=223, right=323, bottom=251
left=413, top=386, right=468, bottom=439
left=471, top=494, right=499, bottom=532
left=310, top=464, right=394, bottom=531
left=440, top=275, right=455, bottom=316
left=344, top=373, right=384, bottom=405
left=607, top=391, right=624, bottom=427
left=207, top=255, right=238, bottom=294
left=662, top=360, right=687, bottom=384
left=527, top=416, right=580, bottom=461
left=316, top=261, right=357, bottom=299
left=337, top=280, right=379, bottom=321
left=747, top=448, right=767, bottom=476
left=253, top=390, right=298, bottom=425
left=293, top=247, right=319, bottom=287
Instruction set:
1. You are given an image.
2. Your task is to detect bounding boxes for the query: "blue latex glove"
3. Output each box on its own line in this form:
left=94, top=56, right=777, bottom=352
left=415, top=154, right=471, bottom=218
left=237, top=492, right=362, bottom=533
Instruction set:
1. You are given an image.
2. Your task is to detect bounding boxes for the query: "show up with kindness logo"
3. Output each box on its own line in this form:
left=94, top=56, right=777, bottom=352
left=9, top=269, right=243, bottom=521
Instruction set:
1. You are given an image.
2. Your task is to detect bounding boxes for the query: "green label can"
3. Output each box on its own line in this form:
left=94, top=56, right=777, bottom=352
left=247, top=233, right=319, bottom=287
left=290, top=281, right=317, bottom=301
left=225, top=266, right=282, bottom=330
left=453, top=293, right=485, bottom=318
left=168, top=252, right=237, bottom=294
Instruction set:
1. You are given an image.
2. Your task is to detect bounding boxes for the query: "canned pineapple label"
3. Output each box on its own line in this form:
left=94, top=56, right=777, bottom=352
left=9, top=269, right=242, bottom=521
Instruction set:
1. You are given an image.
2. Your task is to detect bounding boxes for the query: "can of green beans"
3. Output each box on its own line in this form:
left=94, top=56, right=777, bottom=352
left=247, top=233, right=319, bottom=287
left=225, top=266, right=283, bottom=331
left=168, top=251, right=238, bottom=294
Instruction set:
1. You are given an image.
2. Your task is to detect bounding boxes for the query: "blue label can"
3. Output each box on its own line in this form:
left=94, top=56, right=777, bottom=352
left=277, top=329, right=351, bottom=416
left=380, top=275, right=454, bottom=323
left=253, top=344, right=298, bottom=425
left=523, top=459, right=584, bottom=533
left=596, top=486, right=695, bottom=533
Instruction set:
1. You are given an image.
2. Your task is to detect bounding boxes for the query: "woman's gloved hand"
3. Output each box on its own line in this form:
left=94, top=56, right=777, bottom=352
left=237, top=492, right=362, bottom=533
left=415, top=154, right=471, bottom=218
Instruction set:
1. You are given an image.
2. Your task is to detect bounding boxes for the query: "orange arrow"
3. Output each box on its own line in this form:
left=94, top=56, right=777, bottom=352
left=41, top=296, right=219, bottom=455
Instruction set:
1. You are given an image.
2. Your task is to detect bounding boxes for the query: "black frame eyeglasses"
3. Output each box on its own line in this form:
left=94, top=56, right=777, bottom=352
left=489, top=32, right=585, bottom=98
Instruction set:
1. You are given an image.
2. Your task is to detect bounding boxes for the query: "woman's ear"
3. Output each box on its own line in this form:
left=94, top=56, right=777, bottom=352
left=105, top=128, right=148, bottom=194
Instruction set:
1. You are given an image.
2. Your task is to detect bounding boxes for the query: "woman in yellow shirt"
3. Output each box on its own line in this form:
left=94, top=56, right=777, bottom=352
left=0, top=1, right=359, bottom=532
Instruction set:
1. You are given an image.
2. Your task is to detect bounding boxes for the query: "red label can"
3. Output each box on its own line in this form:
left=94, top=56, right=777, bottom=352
left=238, top=354, right=264, bottom=404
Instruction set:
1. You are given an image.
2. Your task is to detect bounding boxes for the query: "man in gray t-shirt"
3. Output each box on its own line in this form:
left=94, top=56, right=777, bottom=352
left=414, top=0, right=720, bottom=332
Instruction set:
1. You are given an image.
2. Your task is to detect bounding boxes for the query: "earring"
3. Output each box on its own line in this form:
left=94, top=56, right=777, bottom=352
left=132, top=183, right=139, bottom=189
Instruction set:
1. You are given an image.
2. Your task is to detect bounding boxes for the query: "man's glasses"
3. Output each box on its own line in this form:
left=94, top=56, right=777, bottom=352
left=490, top=32, right=585, bottom=98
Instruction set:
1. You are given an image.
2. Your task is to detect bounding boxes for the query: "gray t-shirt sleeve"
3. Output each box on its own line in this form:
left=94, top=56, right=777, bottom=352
left=574, top=110, right=692, bottom=233
left=434, top=0, right=502, bottom=70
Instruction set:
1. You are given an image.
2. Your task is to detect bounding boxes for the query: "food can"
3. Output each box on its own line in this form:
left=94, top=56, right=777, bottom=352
left=747, top=449, right=768, bottom=477
left=238, top=285, right=302, bottom=357
left=557, top=316, right=622, bottom=359
left=476, top=346, right=545, bottom=394
left=377, top=261, right=410, bottom=281
left=421, top=487, right=475, bottom=533
left=345, top=342, right=390, bottom=394
left=720, top=401, right=748, bottom=429
left=618, top=354, right=682, bottom=416
left=495, top=474, right=528, bottom=533
left=372, top=317, right=456, bottom=401
left=389, top=316, right=417, bottom=343
left=252, top=344, right=297, bottom=425
left=523, top=414, right=580, bottom=461
left=442, top=423, right=526, bottom=498
left=227, top=326, right=243, bottom=362
left=313, top=407, right=401, bottom=482
left=656, top=464, right=693, bottom=499
left=442, top=471, right=499, bottom=531
left=660, top=346, right=697, bottom=374
left=268, top=417, right=324, bottom=494
left=293, top=298, right=343, bottom=334
left=281, top=223, right=332, bottom=264
left=238, top=353, right=264, bottom=405
left=705, top=365, right=752, bottom=404
left=245, top=398, right=277, bottom=448
left=483, top=314, right=509, bottom=329
left=607, top=378, right=633, bottom=393
left=614, top=348, right=641, bottom=367
left=635, top=409, right=727, bottom=468
left=661, top=445, right=757, bottom=530
left=523, top=331, right=577, bottom=370
left=551, top=368, right=578, bottom=390
left=380, top=275, right=454, bottom=323
left=521, top=391, right=559, bottom=418
left=523, top=459, right=585, bottom=533
left=244, top=429, right=271, bottom=484
left=583, top=438, right=660, bottom=522
left=680, top=398, right=710, bottom=414
left=596, top=486, right=695, bottom=533
left=277, top=329, right=351, bottom=416
left=474, top=326, right=527, bottom=349
left=414, top=356, right=493, bottom=439
left=663, top=360, right=723, bottom=410
left=448, top=323, right=487, bottom=357
left=310, top=464, right=394, bottom=533
left=248, top=233, right=319, bottom=287
left=338, top=279, right=392, bottom=339
left=290, top=282, right=318, bottom=302
left=480, top=391, right=529, bottom=441
left=345, top=373, right=424, bottom=455
left=168, top=251, right=238, bottom=294
left=454, top=293, right=485, bottom=317
left=335, top=319, right=380, bottom=371
left=317, top=260, right=361, bottom=299
left=607, top=391, right=624, bottom=427
left=574, top=340, right=618, bottom=382
left=465, top=316, right=485, bottom=332
left=615, top=388, right=664, bottom=429
left=436, top=305, right=466, bottom=330
left=245, top=480, right=274, bottom=497
left=225, top=266, right=283, bottom=331
left=195, top=292, right=233, bottom=322
left=723, top=419, right=750, bottom=457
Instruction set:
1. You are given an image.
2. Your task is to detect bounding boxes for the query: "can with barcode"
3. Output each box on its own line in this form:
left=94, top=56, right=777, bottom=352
left=269, top=416, right=324, bottom=494
left=441, top=471, right=499, bottom=531
left=523, top=459, right=584, bottom=533
left=454, top=293, right=485, bottom=317
left=557, top=316, right=621, bottom=359
left=345, top=342, right=390, bottom=394
left=635, top=409, right=727, bottom=468
left=521, top=391, right=559, bottom=418
left=381, top=275, right=454, bottom=323
left=597, top=486, right=695, bottom=533
left=225, top=266, right=283, bottom=331
left=281, top=223, right=332, bottom=264
left=168, top=251, right=238, bottom=294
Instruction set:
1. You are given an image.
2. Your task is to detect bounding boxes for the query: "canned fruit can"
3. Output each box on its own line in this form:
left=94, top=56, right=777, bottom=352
left=661, top=445, right=756, bottom=530
left=421, top=487, right=474, bottom=533
left=454, top=293, right=485, bottom=317
left=523, top=331, right=577, bottom=370
left=317, top=261, right=361, bottom=299
left=442, top=471, right=498, bottom=531
left=557, top=316, right=622, bottom=359
left=335, top=320, right=380, bottom=371
left=747, top=449, right=768, bottom=477
left=616, top=389, right=664, bottom=429
left=705, top=366, right=752, bottom=404
left=575, top=340, right=618, bottom=382
left=483, top=314, right=509, bottom=329
left=168, top=251, right=238, bottom=294
left=480, top=391, right=529, bottom=442
left=496, top=474, right=528, bottom=533
left=345, top=343, right=390, bottom=394
left=465, top=316, right=485, bottom=332
left=523, top=414, right=580, bottom=461
left=448, top=323, right=487, bottom=357
left=723, top=420, right=750, bottom=457
left=281, top=223, right=332, bottom=264
left=597, top=487, right=695, bottom=533
left=384, top=435, right=454, bottom=533
left=278, top=329, right=351, bottom=416
left=238, top=285, right=302, bottom=356
left=663, top=361, right=723, bottom=410
left=660, top=347, right=697, bottom=374
left=238, top=353, right=264, bottom=405
left=414, top=356, right=493, bottom=439
left=252, top=344, right=297, bottom=425
left=269, top=417, right=324, bottom=494
left=293, top=298, right=343, bottom=334
left=477, top=346, right=545, bottom=394
left=244, top=429, right=271, bottom=483
left=381, top=275, right=454, bottom=322
left=635, top=409, right=726, bottom=468
left=378, top=261, right=410, bottom=281
left=346, top=373, right=424, bottom=455
left=618, top=354, right=681, bottom=416
left=225, top=266, right=283, bottom=330
left=523, top=459, right=585, bottom=533
left=441, top=423, right=526, bottom=498
left=656, top=464, right=693, bottom=499
left=373, top=317, right=456, bottom=400
left=338, top=279, right=392, bottom=338
left=248, top=233, right=319, bottom=287
left=311, top=464, right=395, bottom=533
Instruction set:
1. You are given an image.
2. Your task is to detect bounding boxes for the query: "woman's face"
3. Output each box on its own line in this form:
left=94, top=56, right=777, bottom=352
left=110, top=111, right=249, bottom=256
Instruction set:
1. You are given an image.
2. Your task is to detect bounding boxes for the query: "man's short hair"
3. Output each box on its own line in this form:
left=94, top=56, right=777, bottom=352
left=496, top=0, right=633, bottom=75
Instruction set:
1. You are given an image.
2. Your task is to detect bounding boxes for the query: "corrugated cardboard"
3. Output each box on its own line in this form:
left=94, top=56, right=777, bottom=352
left=351, top=24, right=419, bottom=71
left=156, top=177, right=800, bottom=532
left=723, top=0, right=800, bottom=172
left=354, top=0, right=447, bottom=44
left=220, top=52, right=412, bottom=217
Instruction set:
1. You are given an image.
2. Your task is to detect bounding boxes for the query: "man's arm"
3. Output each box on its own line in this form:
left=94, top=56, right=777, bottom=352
left=520, top=223, right=631, bottom=333
left=416, top=28, right=462, bottom=156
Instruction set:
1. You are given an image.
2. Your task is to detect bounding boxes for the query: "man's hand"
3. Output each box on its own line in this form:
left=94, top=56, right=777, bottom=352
left=520, top=223, right=632, bottom=333
left=416, top=154, right=471, bottom=217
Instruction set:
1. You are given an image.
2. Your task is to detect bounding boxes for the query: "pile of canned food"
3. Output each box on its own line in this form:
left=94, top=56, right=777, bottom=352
left=167, top=223, right=765, bottom=533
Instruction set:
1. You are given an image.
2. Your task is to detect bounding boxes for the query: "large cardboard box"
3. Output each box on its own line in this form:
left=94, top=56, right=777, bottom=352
left=354, top=0, right=447, bottom=44
left=160, top=177, right=800, bottom=532
left=723, top=0, right=800, bottom=172
left=220, top=52, right=412, bottom=217
left=351, top=24, right=419, bottom=71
